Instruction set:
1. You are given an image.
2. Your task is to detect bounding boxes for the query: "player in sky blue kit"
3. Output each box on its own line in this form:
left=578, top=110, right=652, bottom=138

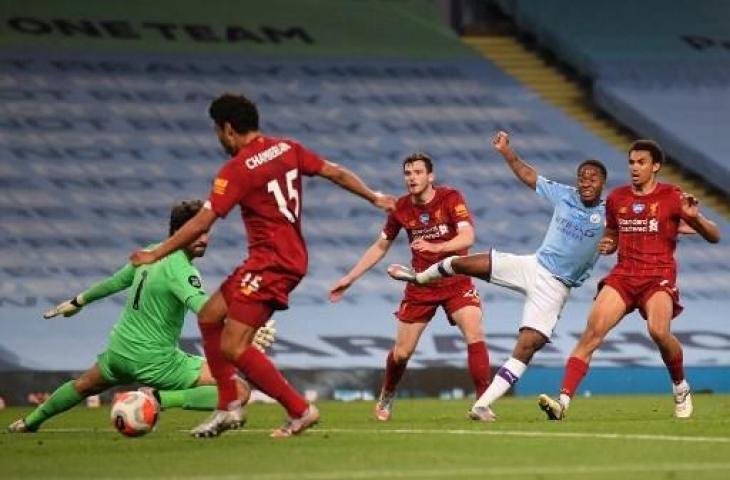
left=389, top=131, right=609, bottom=421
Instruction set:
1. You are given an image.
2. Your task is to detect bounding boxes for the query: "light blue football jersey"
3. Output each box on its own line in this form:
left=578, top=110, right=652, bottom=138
left=535, top=176, right=606, bottom=287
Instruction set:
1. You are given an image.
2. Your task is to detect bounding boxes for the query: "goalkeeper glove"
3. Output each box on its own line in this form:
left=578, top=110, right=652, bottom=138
left=252, top=319, right=277, bottom=352
left=43, top=295, right=85, bottom=319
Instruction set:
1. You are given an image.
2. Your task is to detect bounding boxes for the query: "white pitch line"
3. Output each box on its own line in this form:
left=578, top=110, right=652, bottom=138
left=30, top=426, right=730, bottom=444
left=98, top=462, right=730, bottom=480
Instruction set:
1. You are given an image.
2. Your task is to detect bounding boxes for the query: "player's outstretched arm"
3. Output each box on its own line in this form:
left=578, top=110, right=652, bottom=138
left=680, top=193, right=721, bottom=243
left=329, top=236, right=392, bottom=303
left=43, top=264, right=136, bottom=319
left=318, top=161, right=396, bottom=212
left=130, top=207, right=217, bottom=266
left=492, top=131, right=538, bottom=189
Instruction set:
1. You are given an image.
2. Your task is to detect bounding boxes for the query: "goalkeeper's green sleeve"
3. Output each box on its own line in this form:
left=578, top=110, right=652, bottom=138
left=80, top=263, right=136, bottom=304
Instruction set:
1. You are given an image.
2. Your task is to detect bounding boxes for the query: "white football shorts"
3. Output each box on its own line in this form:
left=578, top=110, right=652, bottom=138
left=489, top=250, right=570, bottom=339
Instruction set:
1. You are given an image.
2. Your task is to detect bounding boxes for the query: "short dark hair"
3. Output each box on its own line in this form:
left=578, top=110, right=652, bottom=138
left=403, top=152, right=433, bottom=173
left=209, top=93, right=259, bottom=134
left=629, top=139, right=664, bottom=164
left=169, top=199, right=204, bottom=236
left=577, top=159, right=607, bottom=180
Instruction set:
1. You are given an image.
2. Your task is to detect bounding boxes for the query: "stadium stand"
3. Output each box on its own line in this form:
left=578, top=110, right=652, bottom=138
left=491, top=0, right=730, bottom=194
left=1, top=0, right=729, bottom=398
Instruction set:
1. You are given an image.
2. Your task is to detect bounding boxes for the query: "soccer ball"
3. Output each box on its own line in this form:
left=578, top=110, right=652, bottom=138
left=110, top=391, right=159, bottom=437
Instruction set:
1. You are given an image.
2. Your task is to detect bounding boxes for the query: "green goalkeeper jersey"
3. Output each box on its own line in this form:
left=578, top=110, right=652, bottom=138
left=81, top=245, right=207, bottom=361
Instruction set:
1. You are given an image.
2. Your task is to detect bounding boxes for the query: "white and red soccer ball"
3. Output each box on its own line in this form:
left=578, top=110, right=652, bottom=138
left=110, top=391, right=159, bottom=437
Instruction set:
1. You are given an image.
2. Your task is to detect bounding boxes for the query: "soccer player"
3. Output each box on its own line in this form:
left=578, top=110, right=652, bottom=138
left=329, top=153, right=491, bottom=421
left=538, top=139, right=721, bottom=420
left=7, top=200, right=274, bottom=433
left=130, top=93, right=395, bottom=438
left=389, top=131, right=608, bottom=421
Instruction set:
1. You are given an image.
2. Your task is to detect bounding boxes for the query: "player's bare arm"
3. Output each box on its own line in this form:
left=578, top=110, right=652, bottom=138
left=597, top=227, right=618, bottom=255
left=492, top=131, right=538, bottom=189
left=329, top=236, right=393, bottom=303
left=130, top=208, right=217, bottom=266
left=411, top=223, right=475, bottom=254
left=680, top=192, right=721, bottom=243
left=318, top=161, right=397, bottom=212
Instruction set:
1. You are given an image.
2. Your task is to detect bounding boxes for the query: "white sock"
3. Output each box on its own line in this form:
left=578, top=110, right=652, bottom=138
left=473, top=357, right=527, bottom=409
left=559, top=393, right=571, bottom=409
left=416, top=256, right=457, bottom=284
left=672, top=379, right=689, bottom=394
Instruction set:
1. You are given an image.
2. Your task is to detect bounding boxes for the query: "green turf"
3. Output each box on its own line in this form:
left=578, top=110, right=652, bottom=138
left=2, top=395, right=730, bottom=479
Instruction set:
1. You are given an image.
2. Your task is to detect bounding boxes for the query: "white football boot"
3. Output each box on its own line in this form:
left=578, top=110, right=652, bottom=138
left=270, top=404, right=320, bottom=438
left=191, top=409, right=246, bottom=438
left=374, top=390, right=396, bottom=422
left=673, top=381, right=693, bottom=419
left=538, top=394, right=565, bottom=421
left=468, top=405, right=497, bottom=422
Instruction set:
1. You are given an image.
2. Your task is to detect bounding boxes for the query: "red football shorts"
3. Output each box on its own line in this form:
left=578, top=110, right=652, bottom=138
left=220, top=265, right=302, bottom=328
left=599, top=273, right=683, bottom=320
left=395, top=280, right=481, bottom=325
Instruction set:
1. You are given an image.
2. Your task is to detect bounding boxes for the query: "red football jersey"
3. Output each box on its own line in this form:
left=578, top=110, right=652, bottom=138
left=606, top=183, right=689, bottom=279
left=207, top=136, right=325, bottom=277
left=382, top=186, right=473, bottom=289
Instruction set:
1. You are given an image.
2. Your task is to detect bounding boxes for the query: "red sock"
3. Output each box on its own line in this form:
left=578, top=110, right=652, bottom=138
left=381, top=351, right=408, bottom=393
left=234, top=347, right=308, bottom=418
left=560, top=356, right=589, bottom=397
left=467, top=341, right=491, bottom=397
left=660, top=347, right=685, bottom=384
left=199, top=322, right=238, bottom=410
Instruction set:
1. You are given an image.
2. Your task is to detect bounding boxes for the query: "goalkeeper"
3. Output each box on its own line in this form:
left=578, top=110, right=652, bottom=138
left=8, top=200, right=275, bottom=433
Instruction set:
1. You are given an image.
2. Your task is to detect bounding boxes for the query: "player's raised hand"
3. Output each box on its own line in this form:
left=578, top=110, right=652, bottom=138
left=252, top=319, right=277, bottom=352
left=374, top=192, right=397, bottom=213
left=681, top=192, right=700, bottom=219
left=491, top=130, right=510, bottom=153
left=328, top=276, right=353, bottom=303
left=411, top=238, right=442, bottom=253
left=130, top=249, right=157, bottom=267
left=43, top=295, right=84, bottom=319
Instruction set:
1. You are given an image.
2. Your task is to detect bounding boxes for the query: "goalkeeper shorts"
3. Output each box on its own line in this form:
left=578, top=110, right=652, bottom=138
left=97, top=348, right=203, bottom=391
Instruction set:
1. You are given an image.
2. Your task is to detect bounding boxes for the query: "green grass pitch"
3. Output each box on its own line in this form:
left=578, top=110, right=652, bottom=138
left=2, top=395, right=730, bottom=479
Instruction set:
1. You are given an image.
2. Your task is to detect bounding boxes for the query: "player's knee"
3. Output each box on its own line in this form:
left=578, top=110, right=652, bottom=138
left=647, top=324, right=670, bottom=344
left=220, top=337, right=243, bottom=362
left=392, top=346, right=413, bottom=364
left=580, top=325, right=605, bottom=351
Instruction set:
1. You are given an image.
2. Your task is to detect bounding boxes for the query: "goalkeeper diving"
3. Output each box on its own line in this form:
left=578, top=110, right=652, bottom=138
left=8, top=200, right=275, bottom=433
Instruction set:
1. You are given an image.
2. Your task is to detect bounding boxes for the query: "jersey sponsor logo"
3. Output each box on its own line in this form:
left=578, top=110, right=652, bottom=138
left=617, top=217, right=654, bottom=232
left=244, top=142, right=291, bottom=170
left=632, top=203, right=645, bottom=214
left=419, top=212, right=430, bottom=225
left=213, top=177, right=228, bottom=195
left=589, top=213, right=602, bottom=224
left=411, top=224, right=449, bottom=240
left=188, top=275, right=202, bottom=288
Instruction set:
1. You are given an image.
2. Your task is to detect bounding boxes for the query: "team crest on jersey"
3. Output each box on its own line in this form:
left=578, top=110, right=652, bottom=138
left=188, top=275, right=202, bottom=288
left=434, top=209, right=444, bottom=222
left=632, top=203, right=645, bottom=214
left=649, top=202, right=659, bottom=216
left=589, top=213, right=601, bottom=224
left=419, top=212, right=430, bottom=225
